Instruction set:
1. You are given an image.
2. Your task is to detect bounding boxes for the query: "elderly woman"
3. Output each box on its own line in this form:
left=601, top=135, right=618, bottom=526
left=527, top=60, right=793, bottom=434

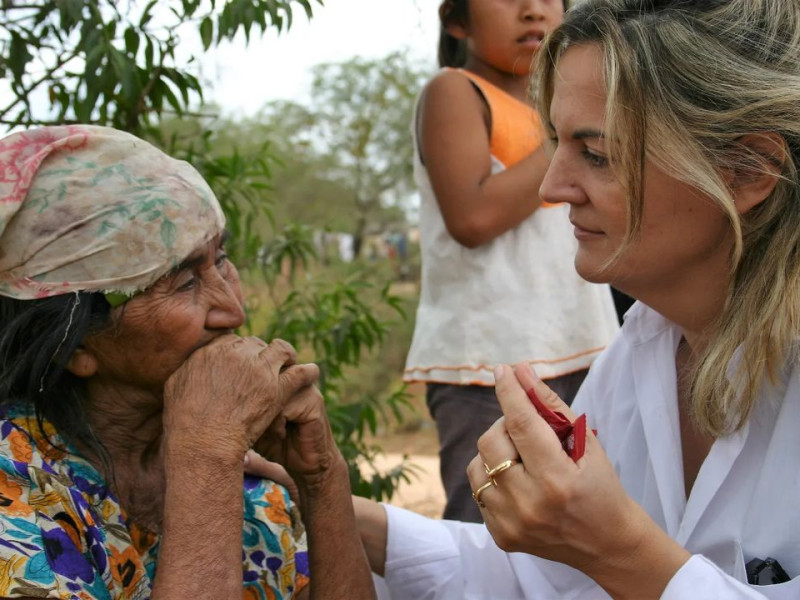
left=356, top=0, right=800, bottom=598
left=0, top=126, right=375, bottom=599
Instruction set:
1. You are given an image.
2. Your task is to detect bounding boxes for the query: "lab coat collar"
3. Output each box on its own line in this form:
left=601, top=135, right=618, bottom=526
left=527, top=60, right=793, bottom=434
left=625, top=303, right=751, bottom=544
left=629, top=314, right=686, bottom=535
left=619, top=301, right=674, bottom=347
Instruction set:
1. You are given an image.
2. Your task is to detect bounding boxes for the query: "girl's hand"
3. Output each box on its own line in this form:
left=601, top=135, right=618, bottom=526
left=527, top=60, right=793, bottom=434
left=162, top=335, right=319, bottom=461
left=466, top=364, right=689, bottom=597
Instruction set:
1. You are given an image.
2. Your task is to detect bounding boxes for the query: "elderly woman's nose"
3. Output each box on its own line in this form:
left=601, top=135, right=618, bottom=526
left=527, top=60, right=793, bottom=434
left=205, top=273, right=246, bottom=330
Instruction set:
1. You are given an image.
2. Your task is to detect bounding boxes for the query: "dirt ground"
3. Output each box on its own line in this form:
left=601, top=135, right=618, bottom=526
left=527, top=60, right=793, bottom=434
left=364, top=382, right=447, bottom=518
left=370, top=452, right=445, bottom=518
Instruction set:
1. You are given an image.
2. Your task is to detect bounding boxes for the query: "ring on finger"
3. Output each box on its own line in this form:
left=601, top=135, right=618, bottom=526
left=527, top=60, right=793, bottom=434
left=471, top=480, right=495, bottom=508
left=484, top=458, right=520, bottom=485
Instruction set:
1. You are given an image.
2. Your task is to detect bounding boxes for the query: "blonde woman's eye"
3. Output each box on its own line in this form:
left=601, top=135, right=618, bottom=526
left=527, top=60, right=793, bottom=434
left=582, top=148, right=608, bottom=167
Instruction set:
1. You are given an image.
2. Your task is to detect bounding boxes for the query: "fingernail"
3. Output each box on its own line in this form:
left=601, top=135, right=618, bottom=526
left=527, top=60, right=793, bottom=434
left=527, top=364, right=541, bottom=382
left=243, top=453, right=250, bottom=466
left=494, top=364, right=505, bottom=381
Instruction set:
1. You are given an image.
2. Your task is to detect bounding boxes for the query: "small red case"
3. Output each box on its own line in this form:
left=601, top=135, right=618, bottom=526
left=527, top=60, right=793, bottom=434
left=525, top=388, right=593, bottom=461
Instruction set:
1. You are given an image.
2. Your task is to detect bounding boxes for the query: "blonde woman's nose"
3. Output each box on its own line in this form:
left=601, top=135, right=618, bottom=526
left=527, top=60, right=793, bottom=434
left=539, top=149, right=584, bottom=206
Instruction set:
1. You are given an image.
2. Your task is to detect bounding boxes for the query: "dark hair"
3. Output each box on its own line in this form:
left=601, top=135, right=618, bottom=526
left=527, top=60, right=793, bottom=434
left=437, top=0, right=571, bottom=68
left=0, top=292, right=113, bottom=470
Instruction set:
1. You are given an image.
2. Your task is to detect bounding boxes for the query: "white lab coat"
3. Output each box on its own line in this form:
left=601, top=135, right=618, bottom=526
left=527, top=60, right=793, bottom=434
left=380, top=303, right=800, bottom=599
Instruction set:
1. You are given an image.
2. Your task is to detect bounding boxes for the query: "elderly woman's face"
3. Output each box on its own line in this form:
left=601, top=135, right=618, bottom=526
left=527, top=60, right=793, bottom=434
left=78, top=233, right=245, bottom=392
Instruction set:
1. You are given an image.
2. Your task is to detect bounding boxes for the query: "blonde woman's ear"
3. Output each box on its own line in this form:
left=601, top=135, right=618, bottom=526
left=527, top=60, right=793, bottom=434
left=66, top=348, right=99, bottom=378
left=732, top=132, right=787, bottom=214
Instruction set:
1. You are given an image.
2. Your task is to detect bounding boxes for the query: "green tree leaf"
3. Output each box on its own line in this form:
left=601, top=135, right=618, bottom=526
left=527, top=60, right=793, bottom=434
left=199, top=16, right=214, bottom=50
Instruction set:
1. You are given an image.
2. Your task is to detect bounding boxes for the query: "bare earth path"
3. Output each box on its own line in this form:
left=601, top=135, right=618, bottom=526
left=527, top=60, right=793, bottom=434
left=370, top=452, right=445, bottom=518
left=364, top=382, right=447, bottom=518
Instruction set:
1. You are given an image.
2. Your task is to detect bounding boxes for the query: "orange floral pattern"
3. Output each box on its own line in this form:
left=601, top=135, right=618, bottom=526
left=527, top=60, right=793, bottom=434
left=0, top=471, right=32, bottom=517
left=0, top=404, right=309, bottom=598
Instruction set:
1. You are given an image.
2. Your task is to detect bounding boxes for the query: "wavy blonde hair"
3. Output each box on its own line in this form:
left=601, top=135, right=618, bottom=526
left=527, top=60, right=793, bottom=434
left=535, top=0, right=800, bottom=436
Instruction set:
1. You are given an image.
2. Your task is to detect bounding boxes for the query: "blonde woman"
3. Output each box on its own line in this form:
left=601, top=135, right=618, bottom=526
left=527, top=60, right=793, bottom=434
left=355, top=0, right=800, bottom=597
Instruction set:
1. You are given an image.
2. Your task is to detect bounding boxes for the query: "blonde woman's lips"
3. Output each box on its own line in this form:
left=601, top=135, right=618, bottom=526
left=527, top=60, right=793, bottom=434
left=570, top=221, right=604, bottom=240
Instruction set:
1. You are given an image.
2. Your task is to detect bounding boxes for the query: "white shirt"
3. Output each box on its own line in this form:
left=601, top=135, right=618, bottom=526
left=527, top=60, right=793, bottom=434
left=383, top=303, right=800, bottom=598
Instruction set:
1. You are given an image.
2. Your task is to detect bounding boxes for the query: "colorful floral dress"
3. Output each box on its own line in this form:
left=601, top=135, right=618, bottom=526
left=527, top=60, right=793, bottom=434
left=0, top=404, right=310, bottom=599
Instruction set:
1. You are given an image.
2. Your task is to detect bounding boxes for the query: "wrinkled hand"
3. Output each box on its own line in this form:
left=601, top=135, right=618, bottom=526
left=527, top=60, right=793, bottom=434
left=163, top=335, right=319, bottom=459
left=244, top=450, right=300, bottom=505
left=253, top=379, right=345, bottom=495
left=466, top=363, right=650, bottom=578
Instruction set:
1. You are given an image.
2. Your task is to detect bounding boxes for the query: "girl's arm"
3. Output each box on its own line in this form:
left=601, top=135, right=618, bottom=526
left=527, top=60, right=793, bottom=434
left=419, top=70, right=549, bottom=249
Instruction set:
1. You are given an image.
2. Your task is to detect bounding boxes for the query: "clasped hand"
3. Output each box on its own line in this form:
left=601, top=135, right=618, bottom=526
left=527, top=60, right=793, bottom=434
left=163, top=334, right=337, bottom=487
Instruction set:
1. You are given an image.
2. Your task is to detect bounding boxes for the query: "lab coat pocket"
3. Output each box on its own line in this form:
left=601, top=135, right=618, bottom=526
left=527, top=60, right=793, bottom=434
left=704, top=540, right=749, bottom=583
left=731, top=544, right=800, bottom=598
left=747, top=573, right=800, bottom=599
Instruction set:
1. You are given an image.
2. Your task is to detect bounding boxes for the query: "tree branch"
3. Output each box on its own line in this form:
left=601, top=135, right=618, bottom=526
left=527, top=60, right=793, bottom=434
left=0, top=48, right=80, bottom=122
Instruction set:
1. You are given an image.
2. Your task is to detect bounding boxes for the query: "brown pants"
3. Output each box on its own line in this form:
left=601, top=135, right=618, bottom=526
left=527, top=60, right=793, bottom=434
left=426, top=369, right=587, bottom=523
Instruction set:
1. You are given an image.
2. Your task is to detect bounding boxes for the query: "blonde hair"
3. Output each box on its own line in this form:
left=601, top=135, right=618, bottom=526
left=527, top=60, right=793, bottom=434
left=535, top=0, right=800, bottom=436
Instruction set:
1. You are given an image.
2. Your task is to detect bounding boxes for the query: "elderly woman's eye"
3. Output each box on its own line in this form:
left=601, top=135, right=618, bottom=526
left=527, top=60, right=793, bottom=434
left=215, top=252, right=229, bottom=267
left=176, top=275, right=197, bottom=291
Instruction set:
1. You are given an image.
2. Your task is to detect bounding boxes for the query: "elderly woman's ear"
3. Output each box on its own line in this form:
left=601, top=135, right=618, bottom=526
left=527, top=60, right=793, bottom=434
left=66, top=348, right=98, bottom=378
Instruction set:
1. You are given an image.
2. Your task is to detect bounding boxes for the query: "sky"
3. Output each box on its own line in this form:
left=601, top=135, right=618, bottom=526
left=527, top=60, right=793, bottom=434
left=0, top=1, right=442, bottom=126
left=188, top=0, right=442, bottom=117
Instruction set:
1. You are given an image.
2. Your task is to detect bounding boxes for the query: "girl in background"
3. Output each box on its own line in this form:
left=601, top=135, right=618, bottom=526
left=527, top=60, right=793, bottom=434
left=403, top=0, right=619, bottom=522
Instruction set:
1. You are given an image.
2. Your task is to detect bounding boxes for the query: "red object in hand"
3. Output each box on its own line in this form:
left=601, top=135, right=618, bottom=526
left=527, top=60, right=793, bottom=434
left=525, top=387, right=592, bottom=461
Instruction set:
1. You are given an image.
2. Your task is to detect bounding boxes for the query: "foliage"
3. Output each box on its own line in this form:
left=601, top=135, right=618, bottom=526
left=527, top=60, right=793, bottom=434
left=0, top=0, right=422, bottom=501
left=256, top=258, right=415, bottom=498
left=0, top=0, right=320, bottom=131
left=160, top=119, right=279, bottom=271
left=257, top=52, right=431, bottom=254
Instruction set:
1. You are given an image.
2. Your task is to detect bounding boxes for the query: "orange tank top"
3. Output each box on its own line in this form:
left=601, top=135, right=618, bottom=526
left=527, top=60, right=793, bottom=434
left=456, top=69, right=555, bottom=207
left=456, top=69, right=543, bottom=167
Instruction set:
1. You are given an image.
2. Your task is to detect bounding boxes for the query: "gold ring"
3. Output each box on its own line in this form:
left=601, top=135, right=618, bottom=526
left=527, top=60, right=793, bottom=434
left=484, top=458, right=520, bottom=485
left=471, top=480, right=495, bottom=508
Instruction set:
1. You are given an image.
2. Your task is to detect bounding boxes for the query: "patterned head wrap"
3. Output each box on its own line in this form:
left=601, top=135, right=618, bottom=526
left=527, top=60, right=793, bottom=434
left=0, top=125, right=225, bottom=300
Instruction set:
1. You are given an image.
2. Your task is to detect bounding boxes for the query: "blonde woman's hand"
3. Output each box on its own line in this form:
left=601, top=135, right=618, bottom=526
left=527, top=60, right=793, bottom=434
left=466, top=364, right=690, bottom=598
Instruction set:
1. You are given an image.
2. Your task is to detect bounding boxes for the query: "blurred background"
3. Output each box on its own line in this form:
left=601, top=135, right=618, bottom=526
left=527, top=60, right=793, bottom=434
left=0, top=0, right=445, bottom=515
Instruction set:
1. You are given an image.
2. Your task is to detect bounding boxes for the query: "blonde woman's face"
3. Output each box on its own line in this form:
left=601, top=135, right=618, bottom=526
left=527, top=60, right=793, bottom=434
left=540, top=44, right=733, bottom=303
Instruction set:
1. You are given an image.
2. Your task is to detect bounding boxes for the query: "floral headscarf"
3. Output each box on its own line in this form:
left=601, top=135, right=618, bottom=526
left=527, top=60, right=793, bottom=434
left=0, top=125, right=225, bottom=300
